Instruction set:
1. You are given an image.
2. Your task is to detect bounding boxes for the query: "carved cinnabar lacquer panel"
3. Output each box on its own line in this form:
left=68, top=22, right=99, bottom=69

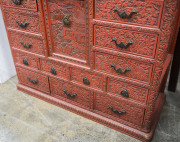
left=1, top=0, right=179, bottom=141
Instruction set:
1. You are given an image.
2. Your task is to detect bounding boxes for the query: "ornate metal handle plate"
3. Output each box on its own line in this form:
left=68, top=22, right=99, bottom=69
left=16, top=20, right=29, bottom=28
left=109, top=105, right=126, bottom=115
left=23, top=58, right=28, bottom=65
left=120, top=89, right=129, bottom=98
left=114, top=7, right=137, bottom=19
left=50, top=68, right=57, bottom=75
left=20, top=41, right=32, bottom=49
left=111, top=63, right=131, bottom=74
left=12, top=0, right=22, bottom=5
left=27, top=77, right=38, bottom=84
left=63, top=89, right=77, bottom=97
left=63, top=15, right=71, bottom=25
left=112, top=37, right=133, bottom=49
left=83, top=77, right=90, bottom=85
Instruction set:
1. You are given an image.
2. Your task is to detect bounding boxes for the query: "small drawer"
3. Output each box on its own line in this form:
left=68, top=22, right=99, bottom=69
left=95, top=0, right=163, bottom=28
left=50, top=78, right=91, bottom=109
left=94, top=93, right=145, bottom=126
left=8, top=30, right=45, bottom=55
left=14, top=51, right=39, bottom=70
left=94, top=25, right=158, bottom=58
left=95, top=52, right=153, bottom=83
left=107, top=78, right=148, bottom=104
left=3, top=0, right=38, bottom=11
left=71, top=67, right=103, bottom=90
left=17, top=67, right=50, bottom=94
left=4, top=11, right=41, bottom=34
left=40, top=59, right=67, bottom=79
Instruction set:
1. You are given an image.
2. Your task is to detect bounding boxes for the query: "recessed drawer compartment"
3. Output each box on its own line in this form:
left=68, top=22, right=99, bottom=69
left=50, top=78, right=91, bottom=109
left=95, top=0, right=163, bottom=28
left=94, top=93, right=145, bottom=126
left=71, top=67, right=103, bottom=90
left=94, top=25, right=158, bottom=58
left=40, top=59, right=67, bottom=79
left=17, top=67, right=50, bottom=94
left=14, top=50, right=39, bottom=70
left=4, top=11, right=41, bottom=34
left=107, top=78, right=148, bottom=104
left=8, top=30, right=45, bottom=55
left=95, top=52, right=153, bottom=83
left=2, top=0, right=38, bottom=11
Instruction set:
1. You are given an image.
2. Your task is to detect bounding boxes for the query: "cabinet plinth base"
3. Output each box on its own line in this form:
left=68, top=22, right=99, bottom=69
left=17, top=83, right=166, bottom=142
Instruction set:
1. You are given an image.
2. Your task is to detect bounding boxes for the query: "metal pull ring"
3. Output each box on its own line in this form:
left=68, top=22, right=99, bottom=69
left=63, top=15, right=71, bottom=25
left=112, top=37, right=133, bottom=49
left=20, top=41, right=32, bottom=49
left=27, top=77, right=38, bottom=84
left=114, top=7, right=137, bottom=19
left=23, top=58, right=28, bottom=65
left=63, top=89, right=77, bottom=98
left=11, top=0, right=22, bottom=5
left=109, top=105, right=126, bottom=115
left=120, top=89, right=129, bottom=98
left=16, top=20, right=29, bottom=28
left=111, top=63, right=131, bottom=74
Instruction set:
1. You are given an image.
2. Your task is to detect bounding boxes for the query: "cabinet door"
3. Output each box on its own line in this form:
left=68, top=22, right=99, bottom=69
left=45, top=0, right=88, bottom=64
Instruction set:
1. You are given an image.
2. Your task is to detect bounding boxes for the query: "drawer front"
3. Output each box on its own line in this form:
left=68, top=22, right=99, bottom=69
left=8, top=30, right=45, bottom=55
left=108, top=78, right=148, bottom=103
left=4, top=12, right=41, bottom=34
left=14, top=51, right=39, bottom=70
left=95, top=0, right=163, bottom=28
left=50, top=78, right=90, bottom=109
left=17, top=67, right=50, bottom=94
left=95, top=52, right=152, bottom=83
left=40, top=59, right=67, bottom=79
left=94, top=25, right=158, bottom=58
left=71, top=67, right=103, bottom=90
left=94, top=93, right=145, bottom=126
left=3, top=0, right=37, bottom=11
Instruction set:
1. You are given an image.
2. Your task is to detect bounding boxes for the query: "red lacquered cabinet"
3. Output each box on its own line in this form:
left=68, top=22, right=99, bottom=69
left=1, top=0, right=180, bottom=141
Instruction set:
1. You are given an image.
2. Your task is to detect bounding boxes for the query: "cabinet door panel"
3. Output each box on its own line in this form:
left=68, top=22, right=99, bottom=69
left=46, top=0, right=88, bottom=63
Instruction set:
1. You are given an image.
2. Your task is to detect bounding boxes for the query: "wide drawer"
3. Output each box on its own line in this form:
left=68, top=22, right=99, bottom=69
left=50, top=78, right=91, bottom=109
left=71, top=67, right=103, bottom=90
left=95, top=0, right=163, bottom=28
left=2, top=0, right=38, bottom=11
left=95, top=52, right=153, bottom=83
left=94, top=25, right=158, bottom=58
left=8, top=30, right=45, bottom=55
left=107, top=78, right=148, bottom=104
left=14, top=50, right=39, bottom=70
left=17, top=67, right=50, bottom=94
left=40, top=59, right=67, bottom=80
left=4, top=11, right=41, bottom=34
left=94, top=93, right=145, bottom=126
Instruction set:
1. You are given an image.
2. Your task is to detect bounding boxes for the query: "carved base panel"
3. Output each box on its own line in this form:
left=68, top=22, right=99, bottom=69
left=17, top=83, right=166, bottom=142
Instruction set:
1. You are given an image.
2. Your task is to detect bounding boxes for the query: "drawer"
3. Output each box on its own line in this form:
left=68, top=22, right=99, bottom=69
left=71, top=67, right=103, bottom=90
left=107, top=78, right=148, bottom=104
left=8, top=30, right=45, bottom=55
left=95, top=0, right=163, bottom=28
left=95, top=52, right=152, bottom=83
left=14, top=51, right=39, bottom=70
left=4, top=11, right=41, bottom=34
left=40, top=59, right=67, bottom=79
left=94, top=93, right=145, bottom=126
left=50, top=78, right=90, bottom=109
left=94, top=25, right=158, bottom=58
left=2, top=0, right=38, bottom=11
left=17, top=67, right=50, bottom=94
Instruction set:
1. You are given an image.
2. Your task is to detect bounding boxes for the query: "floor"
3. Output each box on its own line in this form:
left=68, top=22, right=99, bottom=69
left=0, top=76, right=179, bottom=142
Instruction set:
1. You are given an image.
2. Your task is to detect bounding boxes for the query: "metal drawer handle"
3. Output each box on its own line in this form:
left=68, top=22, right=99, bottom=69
left=50, top=68, right=57, bottom=75
left=111, top=63, right=131, bottom=74
left=27, top=77, right=38, bottom=84
left=83, top=77, right=90, bottom=85
left=109, top=105, right=126, bottom=115
left=63, top=15, right=71, bottom=25
left=16, top=20, right=29, bottom=28
left=63, top=89, right=77, bottom=97
left=23, top=58, right=28, bottom=65
left=112, top=37, right=133, bottom=49
left=20, top=41, right=32, bottom=49
left=114, top=7, right=137, bottom=19
left=12, top=0, right=22, bottom=5
left=120, top=89, right=129, bottom=98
